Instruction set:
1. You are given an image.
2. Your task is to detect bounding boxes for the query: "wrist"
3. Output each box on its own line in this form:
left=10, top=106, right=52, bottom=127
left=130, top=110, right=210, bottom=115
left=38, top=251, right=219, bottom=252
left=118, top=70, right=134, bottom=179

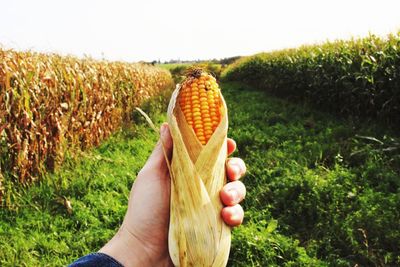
left=99, top=224, right=151, bottom=267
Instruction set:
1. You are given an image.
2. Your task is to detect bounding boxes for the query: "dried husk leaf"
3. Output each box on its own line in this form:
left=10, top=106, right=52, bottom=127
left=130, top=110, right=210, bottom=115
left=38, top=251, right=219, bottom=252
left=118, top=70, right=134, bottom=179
left=167, top=84, right=231, bottom=267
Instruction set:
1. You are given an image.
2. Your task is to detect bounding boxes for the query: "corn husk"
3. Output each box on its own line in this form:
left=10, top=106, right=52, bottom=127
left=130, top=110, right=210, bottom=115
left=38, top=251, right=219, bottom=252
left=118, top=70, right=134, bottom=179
left=166, top=83, right=231, bottom=267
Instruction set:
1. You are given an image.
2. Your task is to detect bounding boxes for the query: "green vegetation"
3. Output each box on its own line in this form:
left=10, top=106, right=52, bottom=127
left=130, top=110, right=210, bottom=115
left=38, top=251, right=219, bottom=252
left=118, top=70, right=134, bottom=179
left=157, top=63, right=191, bottom=71
left=1, top=82, right=398, bottom=266
left=224, top=83, right=399, bottom=266
left=168, top=62, right=223, bottom=83
left=0, top=94, right=169, bottom=266
left=223, top=32, right=400, bottom=127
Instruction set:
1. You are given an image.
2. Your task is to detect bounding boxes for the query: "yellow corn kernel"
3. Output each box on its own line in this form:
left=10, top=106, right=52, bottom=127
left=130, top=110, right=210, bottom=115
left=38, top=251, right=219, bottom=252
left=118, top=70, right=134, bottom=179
left=178, top=70, right=221, bottom=144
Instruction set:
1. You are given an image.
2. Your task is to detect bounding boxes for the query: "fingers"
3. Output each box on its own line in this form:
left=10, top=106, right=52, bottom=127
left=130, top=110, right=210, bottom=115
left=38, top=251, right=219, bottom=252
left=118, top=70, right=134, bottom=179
left=223, top=153, right=246, bottom=227
left=220, top=181, right=246, bottom=206
left=226, top=157, right=246, bottom=181
left=227, top=138, right=236, bottom=156
left=221, top=204, right=244, bottom=227
left=220, top=181, right=246, bottom=227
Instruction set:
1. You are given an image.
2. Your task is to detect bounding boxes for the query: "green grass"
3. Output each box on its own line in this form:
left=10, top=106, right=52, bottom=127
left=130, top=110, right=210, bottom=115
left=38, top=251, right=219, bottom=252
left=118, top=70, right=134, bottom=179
left=0, top=127, right=159, bottom=266
left=1, top=82, right=399, bottom=266
left=157, top=63, right=191, bottom=70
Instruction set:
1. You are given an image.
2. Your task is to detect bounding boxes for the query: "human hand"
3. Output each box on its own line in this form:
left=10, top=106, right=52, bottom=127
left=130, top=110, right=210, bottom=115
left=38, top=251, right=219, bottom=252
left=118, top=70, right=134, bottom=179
left=99, top=123, right=247, bottom=267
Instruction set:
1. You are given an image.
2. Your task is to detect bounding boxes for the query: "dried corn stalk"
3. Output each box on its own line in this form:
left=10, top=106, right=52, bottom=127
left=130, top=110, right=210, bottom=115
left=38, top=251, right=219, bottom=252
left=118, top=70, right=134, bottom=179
left=0, top=48, right=174, bottom=195
left=166, top=70, right=231, bottom=266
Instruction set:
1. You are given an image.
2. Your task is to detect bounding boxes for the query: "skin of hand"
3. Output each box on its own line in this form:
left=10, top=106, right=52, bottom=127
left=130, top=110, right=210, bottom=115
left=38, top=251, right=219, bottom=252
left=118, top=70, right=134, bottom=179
left=100, top=123, right=247, bottom=267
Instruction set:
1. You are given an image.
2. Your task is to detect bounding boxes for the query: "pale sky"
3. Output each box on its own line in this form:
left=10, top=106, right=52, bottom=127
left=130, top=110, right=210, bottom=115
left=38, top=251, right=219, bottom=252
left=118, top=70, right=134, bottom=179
left=1, top=0, right=399, bottom=62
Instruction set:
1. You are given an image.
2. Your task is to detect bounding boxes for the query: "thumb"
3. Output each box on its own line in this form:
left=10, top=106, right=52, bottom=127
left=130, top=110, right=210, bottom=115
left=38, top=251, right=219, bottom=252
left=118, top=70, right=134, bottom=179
left=142, top=123, right=173, bottom=172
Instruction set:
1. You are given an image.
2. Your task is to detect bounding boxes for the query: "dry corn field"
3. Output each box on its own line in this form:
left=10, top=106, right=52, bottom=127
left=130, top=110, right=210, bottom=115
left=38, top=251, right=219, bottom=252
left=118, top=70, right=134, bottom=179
left=0, top=49, right=174, bottom=203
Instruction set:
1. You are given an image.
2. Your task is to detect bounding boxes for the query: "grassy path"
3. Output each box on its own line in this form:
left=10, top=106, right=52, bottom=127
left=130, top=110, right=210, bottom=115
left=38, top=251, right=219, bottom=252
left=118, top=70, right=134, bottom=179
left=1, top=83, right=399, bottom=266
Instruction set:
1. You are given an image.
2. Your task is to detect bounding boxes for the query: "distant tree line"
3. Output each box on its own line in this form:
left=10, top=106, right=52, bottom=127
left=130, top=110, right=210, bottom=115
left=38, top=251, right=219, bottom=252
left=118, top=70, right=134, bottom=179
left=161, top=56, right=241, bottom=65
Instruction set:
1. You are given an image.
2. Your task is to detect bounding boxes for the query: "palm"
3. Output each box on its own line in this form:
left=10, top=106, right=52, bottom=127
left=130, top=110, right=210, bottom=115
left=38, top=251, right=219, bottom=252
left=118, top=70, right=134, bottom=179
left=124, top=164, right=173, bottom=266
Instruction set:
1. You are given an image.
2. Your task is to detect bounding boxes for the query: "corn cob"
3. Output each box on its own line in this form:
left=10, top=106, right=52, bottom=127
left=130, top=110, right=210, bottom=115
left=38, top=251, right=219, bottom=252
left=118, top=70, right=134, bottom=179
left=178, top=70, right=221, bottom=145
left=166, top=69, right=231, bottom=266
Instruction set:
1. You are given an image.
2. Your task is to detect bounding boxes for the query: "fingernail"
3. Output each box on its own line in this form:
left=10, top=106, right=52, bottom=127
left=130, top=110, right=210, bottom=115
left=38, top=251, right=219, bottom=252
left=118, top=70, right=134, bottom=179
left=229, top=159, right=242, bottom=178
left=231, top=158, right=246, bottom=175
left=228, top=189, right=240, bottom=203
left=160, top=123, right=167, bottom=136
left=230, top=206, right=240, bottom=221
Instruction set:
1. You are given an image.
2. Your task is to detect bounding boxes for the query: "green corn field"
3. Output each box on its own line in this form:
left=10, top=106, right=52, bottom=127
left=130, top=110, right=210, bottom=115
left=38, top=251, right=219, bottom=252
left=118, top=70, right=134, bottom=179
left=223, top=32, right=400, bottom=127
